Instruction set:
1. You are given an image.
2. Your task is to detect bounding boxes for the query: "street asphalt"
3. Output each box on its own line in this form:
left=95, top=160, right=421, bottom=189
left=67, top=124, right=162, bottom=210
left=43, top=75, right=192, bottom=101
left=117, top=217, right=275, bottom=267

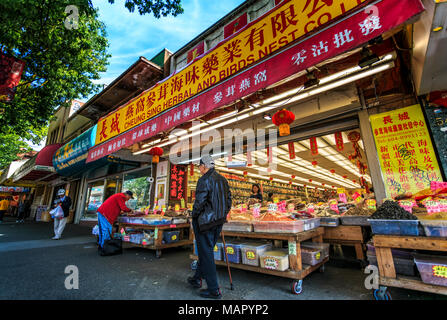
left=0, top=218, right=444, bottom=300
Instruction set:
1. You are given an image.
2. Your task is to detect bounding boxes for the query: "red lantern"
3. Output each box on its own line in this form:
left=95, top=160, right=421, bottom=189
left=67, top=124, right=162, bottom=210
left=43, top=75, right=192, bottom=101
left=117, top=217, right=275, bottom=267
left=269, top=177, right=273, bottom=181
left=272, top=109, right=295, bottom=136
left=149, top=147, right=163, bottom=163
left=243, top=171, right=248, bottom=178
left=335, top=131, right=344, bottom=151
left=343, top=175, right=348, bottom=179
left=311, top=160, right=318, bottom=168
left=322, top=183, right=325, bottom=186
left=353, top=179, right=357, bottom=184
left=289, top=181, right=292, bottom=185
left=288, top=141, right=295, bottom=159
left=309, top=179, right=313, bottom=183
left=330, top=169, right=335, bottom=175
left=291, top=175, right=295, bottom=179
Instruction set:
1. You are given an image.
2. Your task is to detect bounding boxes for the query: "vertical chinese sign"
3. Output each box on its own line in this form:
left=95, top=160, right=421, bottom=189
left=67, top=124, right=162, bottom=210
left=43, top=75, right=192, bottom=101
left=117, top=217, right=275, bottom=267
left=370, top=104, right=443, bottom=198
left=169, top=164, right=188, bottom=203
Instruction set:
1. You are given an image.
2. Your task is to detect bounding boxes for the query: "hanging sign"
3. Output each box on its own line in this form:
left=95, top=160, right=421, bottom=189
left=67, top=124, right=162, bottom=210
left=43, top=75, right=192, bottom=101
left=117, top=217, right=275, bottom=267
left=335, top=132, right=344, bottom=151
left=370, top=105, right=443, bottom=199
left=87, top=0, right=424, bottom=163
left=169, top=164, right=188, bottom=201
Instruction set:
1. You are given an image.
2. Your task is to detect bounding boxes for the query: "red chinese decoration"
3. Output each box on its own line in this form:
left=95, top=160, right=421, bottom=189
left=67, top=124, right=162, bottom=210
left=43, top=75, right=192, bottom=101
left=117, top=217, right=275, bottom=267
left=169, top=164, right=188, bottom=201
left=190, top=163, right=194, bottom=176
left=310, top=137, right=318, bottom=156
left=223, top=13, right=248, bottom=39
left=289, top=181, right=292, bottom=185
left=272, top=109, right=295, bottom=136
left=311, top=160, right=318, bottom=168
left=335, top=132, right=344, bottom=151
left=149, top=147, right=163, bottom=163
left=343, top=175, right=348, bottom=179
left=243, top=171, right=248, bottom=178
left=309, top=179, right=313, bottom=183
left=187, top=41, right=205, bottom=64
left=246, top=150, right=252, bottom=166
left=266, top=147, right=273, bottom=164
left=269, top=177, right=273, bottom=181
left=330, top=169, right=336, bottom=175
left=288, top=141, right=295, bottom=159
left=347, top=131, right=362, bottom=162
left=291, top=175, right=295, bottom=179
left=0, top=53, right=26, bottom=102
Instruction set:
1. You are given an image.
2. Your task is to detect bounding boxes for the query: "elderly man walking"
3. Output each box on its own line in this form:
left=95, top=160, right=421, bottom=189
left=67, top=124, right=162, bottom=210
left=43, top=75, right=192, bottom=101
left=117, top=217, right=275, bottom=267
left=188, top=155, right=232, bottom=299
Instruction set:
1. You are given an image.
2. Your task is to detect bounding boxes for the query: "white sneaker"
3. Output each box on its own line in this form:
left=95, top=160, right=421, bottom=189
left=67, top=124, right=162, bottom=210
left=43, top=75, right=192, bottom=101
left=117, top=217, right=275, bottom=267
left=52, top=236, right=60, bottom=240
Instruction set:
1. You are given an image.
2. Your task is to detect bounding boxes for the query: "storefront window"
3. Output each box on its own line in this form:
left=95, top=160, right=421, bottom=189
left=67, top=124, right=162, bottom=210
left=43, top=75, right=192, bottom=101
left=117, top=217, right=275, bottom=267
left=122, top=167, right=152, bottom=212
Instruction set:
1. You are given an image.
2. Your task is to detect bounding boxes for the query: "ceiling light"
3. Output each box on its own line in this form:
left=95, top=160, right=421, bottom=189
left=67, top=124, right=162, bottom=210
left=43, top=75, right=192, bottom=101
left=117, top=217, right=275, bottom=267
left=263, top=114, right=272, bottom=120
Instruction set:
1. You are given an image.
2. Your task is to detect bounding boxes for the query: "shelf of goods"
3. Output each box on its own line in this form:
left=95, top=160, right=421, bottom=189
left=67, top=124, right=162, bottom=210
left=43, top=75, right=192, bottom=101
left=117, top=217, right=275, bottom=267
left=371, top=235, right=447, bottom=299
left=190, top=226, right=328, bottom=295
left=118, top=217, right=193, bottom=258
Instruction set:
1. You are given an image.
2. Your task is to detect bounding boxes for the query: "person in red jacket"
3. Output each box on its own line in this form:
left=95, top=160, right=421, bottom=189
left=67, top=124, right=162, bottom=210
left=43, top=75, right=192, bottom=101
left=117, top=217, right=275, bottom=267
left=97, top=190, right=134, bottom=248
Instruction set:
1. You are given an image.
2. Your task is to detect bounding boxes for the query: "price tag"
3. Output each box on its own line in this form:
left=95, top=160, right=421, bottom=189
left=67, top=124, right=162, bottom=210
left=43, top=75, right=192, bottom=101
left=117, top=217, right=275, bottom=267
left=268, top=203, right=278, bottom=212
left=253, top=206, right=261, bottom=218
left=352, top=192, right=361, bottom=200
left=246, top=250, right=256, bottom=260
left=170, top=224, right=176, bottom=228
left=154, top=228, right=158, bottom=240
left=307, top=204, right=315, bottom=214
left=432, top=265, right=447, bottom=279
left=174, top=204, right=180, bottom=211
left=226, top=247, right=234, bottom=254
left=366, top=199, right=377, bottom=211
left=120, top=228, right=126, bottom=235
left=171, top=235, right=177, bottom=241
left=214, top=245, right=218, bottom=252
left=355, top=196, right=363, bottom=204
left=338, top=193, right=347, bottom=203
left=273, top=197, right=279, bottom=203
left=241, top=204, right=248, bottom=213
left=337, top=188, right=346, bottom=194
left=329, top=199, right=339, bottom=213
left=315, top=252, right=321, bottom=260
left=426, top=200, right=441, bottom=215
left=431, top=181, right=447, bottom=191
left=287, top=203, right=295, bottom=213
left=440, top=199, right=447, bottom=212
left=288, top=241, right=297, bottom=255
left=399, top=200, right=414, bottom=213
left=180, top=198, right=185, bottom=209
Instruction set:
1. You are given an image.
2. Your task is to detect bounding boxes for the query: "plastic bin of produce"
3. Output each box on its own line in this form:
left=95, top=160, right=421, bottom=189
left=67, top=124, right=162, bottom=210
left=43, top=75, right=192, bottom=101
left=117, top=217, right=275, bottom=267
left=419, top=220, right=447, bottom=237
left=260, top=250, right=289, bottom=271
left=301, top=217, right=320, bottom=231
left=368, top=219, right=419, bottom=236
left=163, top=230, right=180, bottom=244
left=366, top=243, right=414, bottom=259
left=223, top=221, right=253, bottom=232
left=240, top=242, right=273, bottom=266
left=319, top=217, right=340, bottom=227
left=414, top=254, right=447, bottom=287
left=340, top=215, right=371, bottom=226
left=368, top=254, right=416, bottom=276
left=222, top=241, right=244, bottom=264
left=253, top=220, right=304, bottom=233
left=301, top=242, right=330, bottom=266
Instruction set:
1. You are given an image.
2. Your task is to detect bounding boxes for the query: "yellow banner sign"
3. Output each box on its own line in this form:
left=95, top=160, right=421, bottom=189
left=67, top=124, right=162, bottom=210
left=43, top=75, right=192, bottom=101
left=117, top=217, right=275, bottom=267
left=370, top=104, right=443, bottom=198
left=95, top=0, right=367, bottom=145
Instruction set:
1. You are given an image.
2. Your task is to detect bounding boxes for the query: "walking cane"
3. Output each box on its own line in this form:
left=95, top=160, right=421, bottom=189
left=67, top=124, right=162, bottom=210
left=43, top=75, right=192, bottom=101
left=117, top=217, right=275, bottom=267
left=221, top=230, right=234, bottom=290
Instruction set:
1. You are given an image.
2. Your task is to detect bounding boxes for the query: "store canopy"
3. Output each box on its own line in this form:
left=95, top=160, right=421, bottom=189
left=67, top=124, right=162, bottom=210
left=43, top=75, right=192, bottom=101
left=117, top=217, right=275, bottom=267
left=53, top=125, right=98, bottom=176
left=12, top=144, right=63, bottom=183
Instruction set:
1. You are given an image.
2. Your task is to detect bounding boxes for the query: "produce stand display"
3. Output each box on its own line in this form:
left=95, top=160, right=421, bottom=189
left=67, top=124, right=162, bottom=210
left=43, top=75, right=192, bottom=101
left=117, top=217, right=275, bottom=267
left=190, top=227, right=327, bottom=294
left=372, top=235, right=447, bottom=299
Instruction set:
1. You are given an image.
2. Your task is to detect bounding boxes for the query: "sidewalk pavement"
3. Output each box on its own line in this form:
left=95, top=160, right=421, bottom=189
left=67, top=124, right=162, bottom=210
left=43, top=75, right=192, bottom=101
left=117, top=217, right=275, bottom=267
left=0, top=219, right=443, bottom=300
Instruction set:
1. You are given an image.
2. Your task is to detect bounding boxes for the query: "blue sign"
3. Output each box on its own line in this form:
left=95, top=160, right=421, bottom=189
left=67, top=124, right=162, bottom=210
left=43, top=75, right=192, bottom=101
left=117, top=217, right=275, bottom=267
left=53, top=125, right=97, bottom=176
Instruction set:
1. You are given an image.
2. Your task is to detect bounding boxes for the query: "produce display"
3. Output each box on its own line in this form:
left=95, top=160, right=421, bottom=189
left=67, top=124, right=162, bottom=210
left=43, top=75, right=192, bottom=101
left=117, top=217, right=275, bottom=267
left=370, top=201, right=417, bottom=220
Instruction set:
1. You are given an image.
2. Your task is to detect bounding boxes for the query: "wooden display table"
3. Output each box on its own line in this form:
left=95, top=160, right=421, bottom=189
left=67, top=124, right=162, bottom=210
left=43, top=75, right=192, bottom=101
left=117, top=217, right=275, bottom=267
left=372, top=235, right=447, bottom=299
left=323, top=225, right=368, bottom=261
left=190, top=227, right=327, bottom=294
left=118, top=222, right=193, bottom=258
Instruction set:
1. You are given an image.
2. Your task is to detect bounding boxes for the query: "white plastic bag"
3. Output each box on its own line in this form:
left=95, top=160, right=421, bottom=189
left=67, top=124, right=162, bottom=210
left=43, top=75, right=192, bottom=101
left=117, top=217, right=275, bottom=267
left=50, top=206, right=64, bottom=219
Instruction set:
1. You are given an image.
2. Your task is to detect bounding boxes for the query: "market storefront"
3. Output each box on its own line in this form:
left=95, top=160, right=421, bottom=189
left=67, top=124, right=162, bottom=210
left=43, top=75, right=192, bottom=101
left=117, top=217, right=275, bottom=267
left=80, top=0, right=447, bottom=297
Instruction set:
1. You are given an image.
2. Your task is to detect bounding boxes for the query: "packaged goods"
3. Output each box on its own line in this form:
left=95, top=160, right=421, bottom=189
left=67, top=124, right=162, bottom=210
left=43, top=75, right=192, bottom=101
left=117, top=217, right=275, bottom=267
left=319, top=217, right=340, bottom=227
left=414, top=254, right=447, bottom=287
left=240, top=242, right=272, bottom=266
left=222, top=241, right=243, bottom=264
left=260, top=250, right=289, bottom=271
left=368, top=254, right=416, bottom=276
left=419, top=220, right=447, bottom=237
left=223, top=221, right=253, bottom=232
left=301, top=242, right=329, bottom=266
left=344, top=206, right=374, bottom=216
left=370, top=201, right=418, bottom=220
left=301, top=217, right=320, bottom=231
left=162, top=230, right=180, bottom=244
left=368, top=219, right=419, bottom=236
left=253, top=220, right=304, bottom=233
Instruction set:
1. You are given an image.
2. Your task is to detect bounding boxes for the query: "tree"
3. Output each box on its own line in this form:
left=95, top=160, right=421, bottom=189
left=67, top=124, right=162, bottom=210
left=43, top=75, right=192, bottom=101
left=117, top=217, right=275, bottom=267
left=105, top=0, right=184, bottom=18
left=0, top=134, right=32, bottom=169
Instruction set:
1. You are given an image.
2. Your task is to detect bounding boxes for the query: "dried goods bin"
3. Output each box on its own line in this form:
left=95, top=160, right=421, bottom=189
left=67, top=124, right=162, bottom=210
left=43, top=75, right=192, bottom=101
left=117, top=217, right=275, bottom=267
left=253, top=220, right=304, bottom=233
left=367, top=254, right=416, bottom=276
left=223, top=221, right=253, bottom=232
left=260, top=250, right=289, bottom=271
left=240, top=242, right=273, bottom=266
left=419, top=220, right=447, bottom=237
left=368, top=219, right=419, bottom=236
left=301, top=242, right=330, bottom=266
left=319, top=217, right=340, bottom=227
left=302, top=218, right=320, bottom=231
left=223, top=241, right=243, bottom=264
left=340, top=215, right=371, bottom=226
left=414, top=254, right=447, bottom=287
left=162, top=230, right=180, bottom=244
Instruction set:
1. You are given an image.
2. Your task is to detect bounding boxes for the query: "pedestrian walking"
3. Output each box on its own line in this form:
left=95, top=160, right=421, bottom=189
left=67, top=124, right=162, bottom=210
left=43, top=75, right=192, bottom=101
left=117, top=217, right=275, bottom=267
left=96, top=191, right=134, bottom=249
left=188, top=155, right=232, bottom=299
left=52, top=189, right=72, bottom=240
left=0, top=197, right=10, bottom=223
left=16, top=197, right=30, bottom=223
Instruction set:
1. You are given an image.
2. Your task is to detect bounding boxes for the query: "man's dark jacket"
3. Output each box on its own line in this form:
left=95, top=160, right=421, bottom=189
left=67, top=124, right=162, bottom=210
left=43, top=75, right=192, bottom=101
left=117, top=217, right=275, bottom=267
left=60, top=196, right=72, bottom=218
left=192, top=168, right=232, bottom=232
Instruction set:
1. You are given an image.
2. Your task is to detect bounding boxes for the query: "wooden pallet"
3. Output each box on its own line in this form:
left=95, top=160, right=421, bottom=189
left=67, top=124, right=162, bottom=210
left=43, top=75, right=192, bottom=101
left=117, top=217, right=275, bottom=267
left=323, top=225, right=368, bottom=260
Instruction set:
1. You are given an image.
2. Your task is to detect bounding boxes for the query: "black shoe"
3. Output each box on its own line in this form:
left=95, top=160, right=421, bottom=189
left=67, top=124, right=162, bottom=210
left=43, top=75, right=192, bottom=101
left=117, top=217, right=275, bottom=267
left=199, top=289, right=222, bottom=299
left=187, top=277, right=202, bottom=288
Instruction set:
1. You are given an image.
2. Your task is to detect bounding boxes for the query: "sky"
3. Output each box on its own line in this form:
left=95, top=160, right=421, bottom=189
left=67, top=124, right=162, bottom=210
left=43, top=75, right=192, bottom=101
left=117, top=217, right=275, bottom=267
left=89, top=0, right=246, bottom=90
left=30, top=0, right=245, bottom=151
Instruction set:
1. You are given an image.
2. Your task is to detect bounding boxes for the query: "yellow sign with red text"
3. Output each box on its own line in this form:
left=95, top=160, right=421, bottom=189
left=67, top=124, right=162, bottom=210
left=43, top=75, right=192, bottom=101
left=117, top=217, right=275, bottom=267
left=95, top=0, right=367, bottom=145
left=370, top=105, right=442, bottom=199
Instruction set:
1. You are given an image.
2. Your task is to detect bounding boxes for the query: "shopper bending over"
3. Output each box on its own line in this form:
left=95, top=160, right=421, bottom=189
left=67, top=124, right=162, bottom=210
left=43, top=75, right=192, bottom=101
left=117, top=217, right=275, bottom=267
left=188, top=155, right=232, bottom=299
left=96, top=191, right=134, bottom=249
left=52, top=189, right=72, bottom=240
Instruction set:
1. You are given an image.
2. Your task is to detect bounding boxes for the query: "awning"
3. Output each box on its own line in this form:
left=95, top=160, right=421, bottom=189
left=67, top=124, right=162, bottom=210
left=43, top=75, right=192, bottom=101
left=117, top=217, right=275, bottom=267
left=53, top=125, right=97, bottom=176
left=12, top=144, right=63, bottom=183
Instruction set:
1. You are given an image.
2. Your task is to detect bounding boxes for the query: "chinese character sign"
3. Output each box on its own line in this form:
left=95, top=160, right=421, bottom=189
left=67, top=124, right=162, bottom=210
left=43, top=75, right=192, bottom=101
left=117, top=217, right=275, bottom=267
left=169, top=164, right=188, bottom=201
left=94, top=0, right=368, bottom=145
left=370, top=105, right=442, bottom=198
left=0, top=53, right=26, bottom=102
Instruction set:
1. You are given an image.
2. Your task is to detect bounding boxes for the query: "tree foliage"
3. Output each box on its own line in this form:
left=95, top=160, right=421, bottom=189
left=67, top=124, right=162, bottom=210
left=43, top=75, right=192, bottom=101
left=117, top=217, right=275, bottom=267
left=105, top=0, right=184, bottom=18
left=0, top=134, right=32, bottom=169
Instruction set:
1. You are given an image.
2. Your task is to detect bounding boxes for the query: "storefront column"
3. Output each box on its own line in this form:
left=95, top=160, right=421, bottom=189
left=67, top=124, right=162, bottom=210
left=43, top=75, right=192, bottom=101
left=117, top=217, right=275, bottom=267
left=358, top=109, right=387, bottom=203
